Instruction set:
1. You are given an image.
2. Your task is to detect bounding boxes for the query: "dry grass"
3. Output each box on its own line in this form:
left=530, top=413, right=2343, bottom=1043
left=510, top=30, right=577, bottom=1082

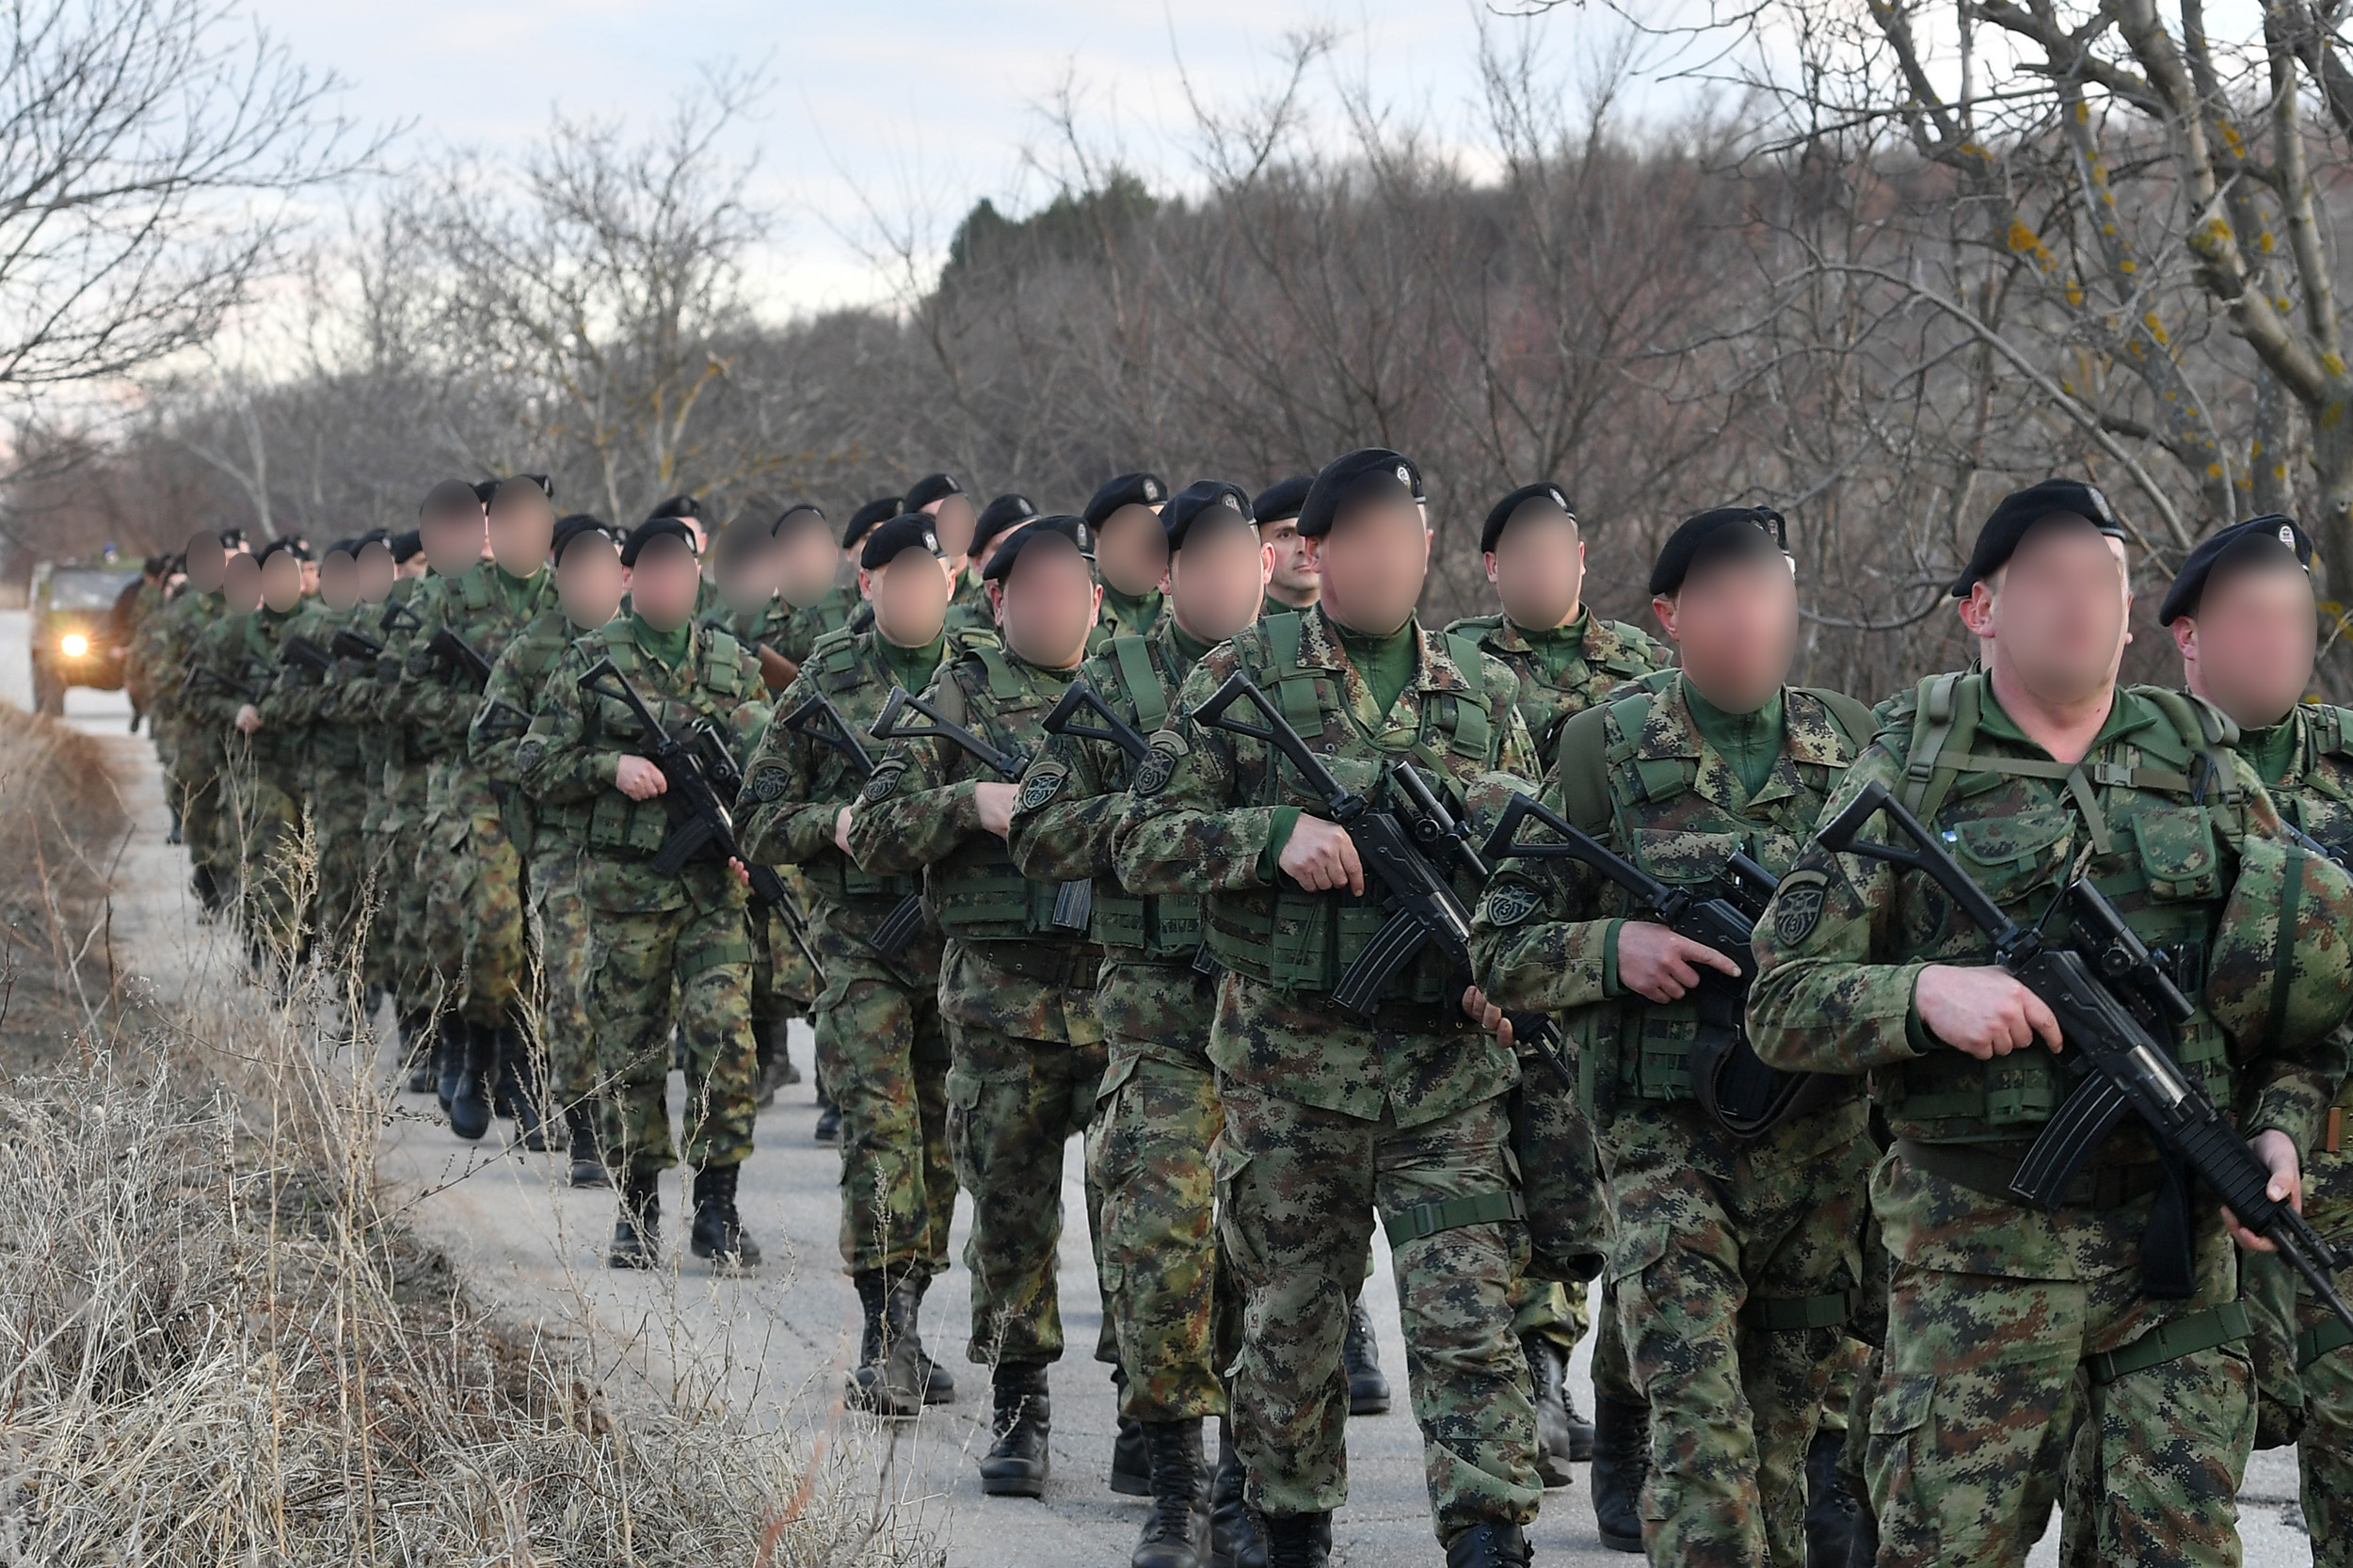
left=0, top=712, right=947, bottom=1567
left=0, top=701, right=131, bottom=1067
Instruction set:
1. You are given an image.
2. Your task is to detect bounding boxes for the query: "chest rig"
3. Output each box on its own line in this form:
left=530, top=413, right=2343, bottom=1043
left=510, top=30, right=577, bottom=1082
left=1086, top=633, right=1203, bottom=962
left=926, top=645, right=1083, bottom=948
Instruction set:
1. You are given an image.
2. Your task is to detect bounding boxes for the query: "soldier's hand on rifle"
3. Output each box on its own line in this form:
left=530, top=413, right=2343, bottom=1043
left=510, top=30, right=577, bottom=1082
left=1280, top=815, right=1364, bottom=894
left=1913, top=964, right=2062, bottom=1060
left=974, top=780, right=1018, bottom=839
left=1459, top=984, right=1513, bottom=1048
left=234, top=703, right=262, bottom=735
left=616, top=755, right=668, bottom=800
left=2224, top=1130, right=2304, bottom=1254
left=1615, top=921, right=1741, bottom=1004
left=834, top=806, right=856, bottom=854
left=729, top=857, right=751, bottom=888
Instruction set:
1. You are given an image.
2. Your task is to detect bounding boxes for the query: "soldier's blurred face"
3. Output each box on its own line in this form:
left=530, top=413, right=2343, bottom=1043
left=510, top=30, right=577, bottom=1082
left=184, top=532, right=226, bottom=593
left=260, top=552, right=304, bottom=613
left=1489, top=511, right=1586, bottom=630
left=1167, top=511, right=1268, bottom=646
left=2173, top=561, right=2317, bottom=730
left=923, top=493, right=977, bottom=560
left=863, top=548, right=951, bottom=648
left=355, top=541, right=394, bottom=601
left=991, top=538, right=1101, bottom=668
left=718, top=536, right=781, bottom=617
left=557, top=537, right=624, bottom=628
left=1654, top=552, right=1799, bottom=715
left=1264, top=516, right=1318, bottom=602
left=319, top=554, right=360, bottom=612
left=422, top=504, right=486, bottom=577
left=222, top=554, right=263, bottom=614
left=1096, top=504, right=1169, bottom=597
left=1305, top=497, right=1430, bottom=637
left=626, top=538, right=700, bottom=631
left=488, top=493, right=555, bottom=577
left=777, top=518, right=838, bottom=609
left=1965, top=519, right=2131, bottom=708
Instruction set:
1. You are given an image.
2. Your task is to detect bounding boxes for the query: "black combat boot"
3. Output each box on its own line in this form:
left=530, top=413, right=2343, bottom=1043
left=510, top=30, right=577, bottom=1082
left=447, top=1020, right=493, bottom=1142
left=980, top=1362, right=1051, bottom=1497
left=1590, top=1396, right=1648, bottom=1553
left=1209, top=1418, right=1267, bottom=1568
left=845, top=1269, right=923, bottom=1416
left=493, top=1028, right=556, bottom=1152
left=565, top=1103, right=609, bottom=1189
left=1343, top=1294, right=1390, bottom=1416
left=1563, top=1371, right=1596, bottom=1461
left=435, top=1014, right=464, bottom=1112
left=1845, top=1502, right=1878, bottom=1568
left=1804, top=1426, right=1863, bottom=1568
left=751, top=1016, right=801, bottom=1109
left=1258, top=1511, right=1331, bottom=1568
left=609, top=1171, right=660, bottom=1271
left=399, top=1006, right=435, bottom=1095
left=904, top=1269, right=956, bottom=1404
left=813, top=1087, right=840, bottom=1143
left=1112, top=1366, right=1151, bottom=1495
left=689, top=1163, right=761, bottom=1270
left=1445, top=1521, right=1533, bottom=1568
left=1132, top=1417, right=1211, bottom=1568
left=1524, top=1333, right=1577, bottom=1488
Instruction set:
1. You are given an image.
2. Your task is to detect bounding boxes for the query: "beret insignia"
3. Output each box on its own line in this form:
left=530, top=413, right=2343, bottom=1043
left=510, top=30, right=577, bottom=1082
left=1483, top=882, right=1541, bottom=927
left=1133, top=742, right=1180, bottom=798
left=1017, top=766, right=1068, bottom=812
left=861, top=762, right=904, bottom=804
left=748, top=763, right=789, bottom=803
left=1771, top=871, right=1829, bottom=948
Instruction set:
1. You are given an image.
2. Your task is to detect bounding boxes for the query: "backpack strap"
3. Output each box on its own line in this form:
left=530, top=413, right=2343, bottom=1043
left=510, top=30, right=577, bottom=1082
left=970, top=641, right=1025, bottom=702
left=1898, top=671, right=1975, bottom=822
left=1434, top=631, right=1493, bottom=760
left=1109, top=634, right=1167, bottom=734
left=1258, top=612, right=1326, bottom=738
left=1802, top=687, right=1879, bottom=758
left=1605, top=687, right=1686, bottom=806
left=1551, top=702, right=1620, bottom=833
left=2137, top=686, right=2244, bottom=806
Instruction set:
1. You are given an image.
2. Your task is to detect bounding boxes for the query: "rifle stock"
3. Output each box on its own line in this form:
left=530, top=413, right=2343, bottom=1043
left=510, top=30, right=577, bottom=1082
left=777, top=691, right=926, bottom=958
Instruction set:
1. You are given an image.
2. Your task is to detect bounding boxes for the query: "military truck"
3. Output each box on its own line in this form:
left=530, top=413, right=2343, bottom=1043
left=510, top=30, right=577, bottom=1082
left=28, top=560, right=142, bottom=715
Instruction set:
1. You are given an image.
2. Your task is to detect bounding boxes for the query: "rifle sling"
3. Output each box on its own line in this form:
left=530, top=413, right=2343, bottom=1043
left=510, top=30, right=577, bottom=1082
left=2088, top=1301, right=2249, bottom=1384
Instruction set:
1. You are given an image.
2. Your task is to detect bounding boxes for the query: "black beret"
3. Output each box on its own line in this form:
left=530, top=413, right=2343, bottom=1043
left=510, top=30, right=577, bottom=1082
left=1084, top=472, right=1169, bottom=527
left=1252, top=474, right=1314, bottom=526
left=422, top=479, right=485, bottom=521
left=842, top=494, right=903, bottom=550
left=973, top=492, right=1041, bottom=552
left=321, top=538, right=360, bottom=563
left=354, top=527, right=391, bottom=549
left=1481, top=482, right=1577, bottom=554
left=2158, top=514, right=2316, bottom=624
left=772, top=501, right=826, bottom=535
left=1164, top=479, right=1257, bottom=552
left=470, top=479, right=501, bottom=507
left=1297, top=449, right=1424, bottom=539
left=1949, top=479, right=2126, bottom=597
left=552, top=514, right=621, bottom=567
left=388, top=529, right=423, bottom=563
left=1648, top=506, right=1791, bottom=598
left=983, top=513, right=1095, bottom=583
left=215, top=527, right=246, bottom=549
left=255, top=536, right=312, bottom=566
left=904, top=472, right=964, bottom=512
left=491, top=474, right=554, bottom=507
left=645, top=493, right=701, bottom=522
left=620, top=517, right=697, bottom=566
left=860, top=513, right=948, bottom=571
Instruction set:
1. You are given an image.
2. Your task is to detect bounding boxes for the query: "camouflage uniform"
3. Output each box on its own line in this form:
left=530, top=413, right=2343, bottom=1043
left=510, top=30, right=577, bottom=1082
left=740, top=624, right=958, bottom=1282
left=368, top=574, right=445, bottom=1012
left=1448, top=609, right=1667, bottom=1380
left=941, top=568, right=995, bottom=639
left=401, top=561, right=554, bottom=1029
left=1471, top=671, right=1877, bottom=1567
left=519, top=617, right=771, bottom=1177
left=1089, top=584, right=1167, bottom=654
left=1747, top=673, right=2353, bottom=1568
left=265, top=597, right=373, bottom=968
left=196, top=604, right=307, bottom=953
left=153, top=588, right=233, bottom=894
left=844, top=640, right=1108, bottom=1368
left=776, top=584, right=872, bottom=664
left=1006, top=618, right=1227, bottom=1423
left=1111, top=605, right=1543, bottom=1546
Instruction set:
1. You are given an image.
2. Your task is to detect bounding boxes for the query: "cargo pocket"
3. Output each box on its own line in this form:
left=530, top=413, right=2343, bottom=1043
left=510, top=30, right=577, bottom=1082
left=1866, top=1371, right=1937, bottom=1559
left=1212, top=1142, right=1265, bottom=1286
left=2129, top=805, right=2220, bottom=903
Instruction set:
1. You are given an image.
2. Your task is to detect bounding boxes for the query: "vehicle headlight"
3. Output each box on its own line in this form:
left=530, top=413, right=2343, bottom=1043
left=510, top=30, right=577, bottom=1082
left=58, top=633, right=88, bottom=658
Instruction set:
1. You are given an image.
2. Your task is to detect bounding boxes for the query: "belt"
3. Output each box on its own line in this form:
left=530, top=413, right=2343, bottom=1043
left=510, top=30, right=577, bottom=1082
left=1895, top=1138, right=2166, bottom=1209
left=967, top=941, right=1101, bottom=987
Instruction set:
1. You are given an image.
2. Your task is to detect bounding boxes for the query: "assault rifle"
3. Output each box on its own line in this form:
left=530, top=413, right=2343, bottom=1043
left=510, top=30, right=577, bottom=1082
left=280, top=635, right=335, bottom=680
left=427, top=626, right=495, bottom=690
left=778, top=691, right=927, bottom=959
left=1481, top=792, right=1819, bottom=1135
left=380, top=600, right=422, bottom=634
left=872, top=685, right=1094, bottom=933
left=329, top=627, right=384, bottom=667
left=576, top=657, right=823, bottom=979
left=1816, top=778, right=2353, bottom=1339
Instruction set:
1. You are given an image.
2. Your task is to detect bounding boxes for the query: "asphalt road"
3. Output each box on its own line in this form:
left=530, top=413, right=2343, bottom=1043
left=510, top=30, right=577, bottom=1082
left=2, top=605, right=2314, bottom=1567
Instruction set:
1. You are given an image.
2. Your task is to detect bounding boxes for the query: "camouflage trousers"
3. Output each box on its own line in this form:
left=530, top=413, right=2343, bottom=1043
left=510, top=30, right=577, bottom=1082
left=1868, top=1152, right=2254, bottom=1568
left=586, top=872, right=759, bottom=1177
left=1513, top=1054, right=1609, bottom=1352
left=376, top=768, right=438, bottom=1009
left=221, top=756, right=305, bottom=960
left=309, top=766, right=371, bottom=971
left=811, top=896, right=953, bottom=1279
left=943, top=1018, right=1107, bottom=1367
left=174, top=748, right=231, bottom=894
left=748, top=865, right=820, bottom=1026
left=1090, top=959, right=1225, bottom=1422
left=1216, top=1080, right=1540, bottom=1544
left=1601, top=1095, right=1870, bottom=1568
left=422, top=773, right=530, bottom=1029
left=527, top=847, right=598, bottom=1113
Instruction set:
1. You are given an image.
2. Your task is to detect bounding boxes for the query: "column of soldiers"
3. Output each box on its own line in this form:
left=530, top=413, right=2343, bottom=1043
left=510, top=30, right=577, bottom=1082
left=132, top=454, right=2353, bottom=1568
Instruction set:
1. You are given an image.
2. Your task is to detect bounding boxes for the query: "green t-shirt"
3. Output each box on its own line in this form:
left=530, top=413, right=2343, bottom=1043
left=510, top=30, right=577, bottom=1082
left=632, top=614, right=693, bottom=671
left=1514, top=611, right=1591, bottom=688
left=1682, top=676, right=1785, bottom=799
left=1168, top=617, right=1217, bottom=673
left=1334, top=618, right=1417, bottom=722
left=880, top=631, right=948, bottom=696
left=497, top=565, right=544, bottom=617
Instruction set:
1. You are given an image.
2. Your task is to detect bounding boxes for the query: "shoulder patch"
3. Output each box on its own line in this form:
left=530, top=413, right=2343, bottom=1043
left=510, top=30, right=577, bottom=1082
left=1133, top=742, right=1180, bottom=798
left=1017, top=764, right=1068, bottom=812
left=861, top=761, right=905, bottom=804
left=748, top=762, right=790, bottom=803
left=1770, top=869, right=1830, bottom=947
left=1482, top=881, right=1541, bottom=927
left=515, top=738, right=544, bottom=773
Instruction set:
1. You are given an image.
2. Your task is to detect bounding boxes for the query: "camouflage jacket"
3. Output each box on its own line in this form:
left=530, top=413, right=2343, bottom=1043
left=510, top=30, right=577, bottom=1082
left=1443, top=609, right=1666, bottom=766
left=1089, top=584, right=1167, bottom=654
left=258, top=597, right=363, bottom=774
left=776, top=584, right=872, bottom=664
left=844, top=639, right=1100, bottom=1044
left=470, top=607, right=607, bottom=856
left=1748, top=672, right=2352, bottom=1167
left=393, top=560, right=554, bottom=776
left=197, top=605, right=304, bottom=777
left=151, top=588, right=226, bottom=726
left=517, top=616, right=771, bottom=913
left=1470, top=672, right=1868, bottom=1120
left=1112, top=604, right=1536, bottom=1124
left=942, top=568, right=994, bottom=638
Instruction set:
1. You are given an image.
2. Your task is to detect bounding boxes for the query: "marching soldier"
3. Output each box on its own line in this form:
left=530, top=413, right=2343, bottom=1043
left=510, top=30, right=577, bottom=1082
left=1113, top=448, right=1541, bottom=1568
left=371, top=516, right=454, bottom=1093
left=198, top=540, right=309, bottom=966
left=156, top=528, right=247, bottom=910
left=269, top=539, right=372, bottom=969
left=1085, top=472, right=1170, bottom=649
left=1747, top=480, right=2353, bottom=1567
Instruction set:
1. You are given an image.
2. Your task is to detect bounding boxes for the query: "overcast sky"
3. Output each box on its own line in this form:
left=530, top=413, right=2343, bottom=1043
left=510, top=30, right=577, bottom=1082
left=246, top=1, right=1685, bottom=315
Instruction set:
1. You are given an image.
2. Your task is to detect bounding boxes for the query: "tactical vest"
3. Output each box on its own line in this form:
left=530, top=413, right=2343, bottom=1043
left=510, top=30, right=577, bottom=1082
left=2274, top=702, right=2353, bottom=849
left=927, top=644, right=1084, bottom=946
left=1085, top=633, right=1204, bottom=962
left=1201, top=613, right=1508, bottom=1000
left=1555, top=673, right=1872, bottom=1108
left=1449, top=612, right=1660, bottom=760
left=1885, top=672, right=2245, bottom=1144
left=545, top=623, right=758, bottom=862
left=794, top=632, right=919, bottom=903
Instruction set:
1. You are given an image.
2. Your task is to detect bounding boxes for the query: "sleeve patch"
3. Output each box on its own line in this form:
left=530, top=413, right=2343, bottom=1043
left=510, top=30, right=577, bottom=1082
left=1017, top=765, right=1068, bottom=812
left=861, top=761, right=905, bottom=804
left=1770, top=869, right=1830, bottom=947
left=1133, top=743, right=1180, bottom=798
left=748, top=763, right=790, bottom=803
left=515, top=738, right=544, bottom=772
left=1482, top=882, right=1541, bottom=927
